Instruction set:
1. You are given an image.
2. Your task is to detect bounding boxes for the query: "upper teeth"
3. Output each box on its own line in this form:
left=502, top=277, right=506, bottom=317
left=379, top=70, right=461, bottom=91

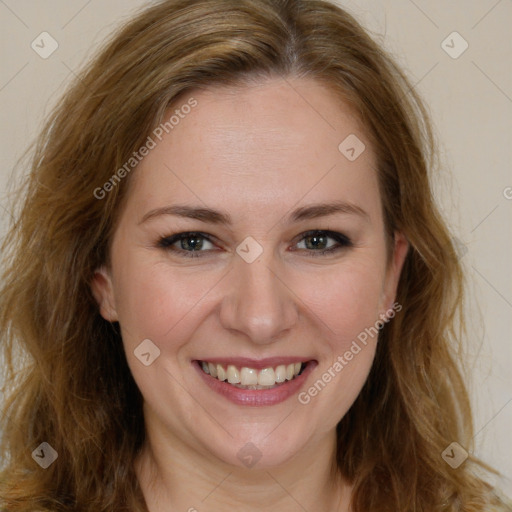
left=201, top=361, right=303, bottom=386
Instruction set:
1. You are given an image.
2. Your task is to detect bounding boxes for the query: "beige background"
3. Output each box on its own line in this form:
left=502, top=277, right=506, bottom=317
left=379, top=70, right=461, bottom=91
left=1, top=0, right=511, bottom=495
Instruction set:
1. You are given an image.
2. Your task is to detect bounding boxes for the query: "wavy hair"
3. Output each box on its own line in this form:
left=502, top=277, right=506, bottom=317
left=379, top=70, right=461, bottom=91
left=0, top=0, right=507, bottom=510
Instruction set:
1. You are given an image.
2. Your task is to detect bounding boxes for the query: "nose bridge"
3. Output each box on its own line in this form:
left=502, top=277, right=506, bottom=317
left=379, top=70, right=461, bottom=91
left=219, top=247, right=298, bottom=344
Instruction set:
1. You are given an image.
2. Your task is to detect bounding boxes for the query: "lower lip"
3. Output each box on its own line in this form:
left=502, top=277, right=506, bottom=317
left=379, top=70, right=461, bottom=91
left=193, top=361, right=316, bottom=406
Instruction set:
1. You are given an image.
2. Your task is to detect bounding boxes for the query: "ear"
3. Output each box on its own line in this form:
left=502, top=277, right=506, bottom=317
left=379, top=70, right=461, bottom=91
left=380, top=231, right=409, bottom=313
left=90, top=265, right=118, bottom=322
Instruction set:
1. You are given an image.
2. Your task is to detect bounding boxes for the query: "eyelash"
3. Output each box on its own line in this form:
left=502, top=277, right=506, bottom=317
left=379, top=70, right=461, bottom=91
left=156, top=230, right=353, bottom=259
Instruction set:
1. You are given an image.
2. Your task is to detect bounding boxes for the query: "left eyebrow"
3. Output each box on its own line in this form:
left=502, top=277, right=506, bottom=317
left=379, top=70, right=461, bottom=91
left=139, top=200, right=370, bottom=226
left=288, top=200, right=370, bottom=223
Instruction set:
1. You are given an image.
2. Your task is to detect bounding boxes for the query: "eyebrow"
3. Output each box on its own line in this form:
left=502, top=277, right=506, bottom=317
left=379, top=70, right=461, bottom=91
left=139, top=200, right=370, bottom=226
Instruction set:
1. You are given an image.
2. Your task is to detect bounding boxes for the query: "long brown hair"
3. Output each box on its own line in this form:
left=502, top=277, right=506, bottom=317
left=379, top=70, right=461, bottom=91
left=0, top=0, right=507, bottom=510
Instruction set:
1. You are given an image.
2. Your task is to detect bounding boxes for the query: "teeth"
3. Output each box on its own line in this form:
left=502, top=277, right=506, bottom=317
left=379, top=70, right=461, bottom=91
left=240, top=367, right=258, bottom=386
left=217, top=365, right=226, bottom=381
left=208, top=362, right=217, bottom=378
left=258, top=367, right=275, bottom=386
left=275, top=365, right=286, bottom=383
left=231, top=383, right=279, bottom=390
left=200, top=361, right=305, bottom=388
left=226, top=365, right=240, bottom=384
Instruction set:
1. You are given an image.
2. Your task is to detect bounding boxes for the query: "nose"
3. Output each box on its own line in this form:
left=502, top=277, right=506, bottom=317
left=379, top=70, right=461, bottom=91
left=219, top=251, right=299, bottom=345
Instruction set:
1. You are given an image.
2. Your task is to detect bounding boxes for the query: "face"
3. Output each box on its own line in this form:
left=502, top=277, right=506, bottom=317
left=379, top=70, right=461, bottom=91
left=92, top=77, right=408, bottom=469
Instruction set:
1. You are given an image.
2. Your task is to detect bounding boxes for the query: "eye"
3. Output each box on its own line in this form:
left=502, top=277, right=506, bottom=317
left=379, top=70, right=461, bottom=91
left=157, top=232, right=216, bottom=258
left=157, top=229, right=353, bottom=259
left=293, top=230, right=352, bottom=256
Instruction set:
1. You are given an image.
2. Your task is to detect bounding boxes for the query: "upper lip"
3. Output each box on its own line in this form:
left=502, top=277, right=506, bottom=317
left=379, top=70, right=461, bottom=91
left=195, top=357, right=315, bottom=370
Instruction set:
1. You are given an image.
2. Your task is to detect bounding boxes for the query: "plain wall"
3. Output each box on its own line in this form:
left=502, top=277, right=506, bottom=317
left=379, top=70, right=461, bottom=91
left=1, top=0, right=511, bottom=495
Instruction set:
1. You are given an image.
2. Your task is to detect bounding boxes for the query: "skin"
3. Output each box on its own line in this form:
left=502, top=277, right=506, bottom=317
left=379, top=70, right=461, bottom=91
left=92, top=77, right=408, bottom=512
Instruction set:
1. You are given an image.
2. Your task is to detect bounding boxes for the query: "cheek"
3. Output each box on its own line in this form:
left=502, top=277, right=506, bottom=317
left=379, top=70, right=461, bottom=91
left=112, top=258, right=223, bottom=349
left=114, top=251, right=386, bottom=347
left=295, top=259, right=386, bottom=345
left=292, top=263, right=384, bottom=424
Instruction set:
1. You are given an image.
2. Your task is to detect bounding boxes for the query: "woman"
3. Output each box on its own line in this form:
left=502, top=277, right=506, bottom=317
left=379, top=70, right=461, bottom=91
left=0, top=0, right=509, bottom=510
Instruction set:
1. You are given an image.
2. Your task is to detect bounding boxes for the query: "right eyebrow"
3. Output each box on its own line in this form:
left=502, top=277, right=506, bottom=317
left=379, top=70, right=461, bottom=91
left=139, top=205, right=231, bottom=225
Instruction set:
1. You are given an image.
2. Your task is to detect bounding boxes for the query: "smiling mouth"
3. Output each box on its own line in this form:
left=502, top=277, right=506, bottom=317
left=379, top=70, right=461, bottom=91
left=199, top=361, right=307, bottom=390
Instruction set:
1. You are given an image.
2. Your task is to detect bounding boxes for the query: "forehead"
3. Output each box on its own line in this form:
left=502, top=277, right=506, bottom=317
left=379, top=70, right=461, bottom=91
left=124, top=77, right=381, bottom=225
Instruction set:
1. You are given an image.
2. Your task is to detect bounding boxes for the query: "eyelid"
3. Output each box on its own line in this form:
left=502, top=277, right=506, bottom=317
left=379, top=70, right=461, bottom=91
left=157, top=231, right=217, bottom=252
left=291, top=229, right=352, bottom=246
left=157, top=229, right=353, bottom=258
left=289, top=229, right=353, bottom=257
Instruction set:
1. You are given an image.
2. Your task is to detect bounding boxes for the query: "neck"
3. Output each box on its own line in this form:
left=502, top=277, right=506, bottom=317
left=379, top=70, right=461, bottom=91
left=135, top=414, right=351, bottom=512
